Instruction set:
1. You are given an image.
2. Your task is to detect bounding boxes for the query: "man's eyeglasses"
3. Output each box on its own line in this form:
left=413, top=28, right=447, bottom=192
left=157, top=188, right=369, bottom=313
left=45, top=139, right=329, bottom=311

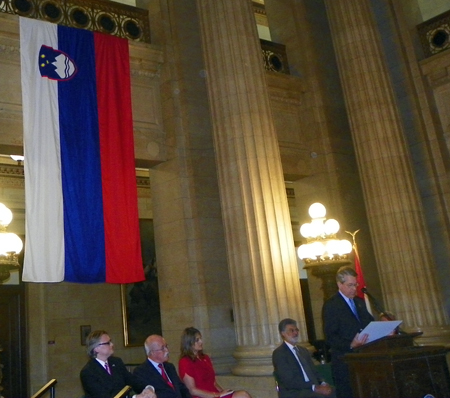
left=152, top=344, right=169, bottom=351
left=343, top=283, right=359, bottom=288
left=98, top=340, right=112, bottom=346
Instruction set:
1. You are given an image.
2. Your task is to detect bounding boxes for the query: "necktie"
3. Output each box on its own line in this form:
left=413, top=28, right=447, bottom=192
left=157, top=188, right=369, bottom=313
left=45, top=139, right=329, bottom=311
left=104, top=362, right=111, bottom=375
left=158, top=363, right=174, bottom=389
left=293, top=346, right=318, bottom=383
left=349, top=298, right=360, bottom=320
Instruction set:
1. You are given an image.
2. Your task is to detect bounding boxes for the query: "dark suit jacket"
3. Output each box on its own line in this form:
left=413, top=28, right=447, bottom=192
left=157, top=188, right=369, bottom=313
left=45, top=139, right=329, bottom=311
left=323, top=293, right=374, bottom=397
left=322, top=292, right=374, bottom=356
left=80, top=356, right=146, bottom=398
left=272, top=341, right=324, bottom=398
left=133, top=360, right=191, bottom=398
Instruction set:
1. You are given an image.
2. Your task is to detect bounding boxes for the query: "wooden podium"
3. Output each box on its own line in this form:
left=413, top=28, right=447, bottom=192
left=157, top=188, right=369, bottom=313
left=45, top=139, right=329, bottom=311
left=344, top=333, right=450, bottom=398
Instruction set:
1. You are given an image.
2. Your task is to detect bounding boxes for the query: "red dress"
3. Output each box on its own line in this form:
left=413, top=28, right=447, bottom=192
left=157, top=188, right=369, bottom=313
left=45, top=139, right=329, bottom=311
left=179, top=355, right=219, bottom=398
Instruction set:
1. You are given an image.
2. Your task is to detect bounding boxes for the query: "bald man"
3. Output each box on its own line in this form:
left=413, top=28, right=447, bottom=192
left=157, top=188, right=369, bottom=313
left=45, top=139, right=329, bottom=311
left=133, top=334, right=191, bottom=398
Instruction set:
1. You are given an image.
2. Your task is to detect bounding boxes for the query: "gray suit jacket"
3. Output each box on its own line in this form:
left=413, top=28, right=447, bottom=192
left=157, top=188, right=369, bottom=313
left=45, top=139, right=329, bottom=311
left=272, top=342, right=324, bottom=398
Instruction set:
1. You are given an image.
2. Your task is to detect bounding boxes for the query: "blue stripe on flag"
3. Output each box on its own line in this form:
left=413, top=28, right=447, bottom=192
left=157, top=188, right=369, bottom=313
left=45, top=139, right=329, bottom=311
left=57, top=25, right=106, bottom=282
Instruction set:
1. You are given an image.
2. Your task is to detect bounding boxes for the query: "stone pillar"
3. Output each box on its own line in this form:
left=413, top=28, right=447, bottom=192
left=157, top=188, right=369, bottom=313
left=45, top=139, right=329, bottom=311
left=195, top=0, right=306, bottom=375
left=324, top=0, right=450, bottom=342
left=152, top=0, right=237, bottom=374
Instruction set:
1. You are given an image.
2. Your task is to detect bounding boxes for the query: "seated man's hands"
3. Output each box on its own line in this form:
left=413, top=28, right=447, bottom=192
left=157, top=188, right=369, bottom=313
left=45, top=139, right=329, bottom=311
left=137, top=385, right=156, bottom=398
left=315, top=383, right=333, bottom=396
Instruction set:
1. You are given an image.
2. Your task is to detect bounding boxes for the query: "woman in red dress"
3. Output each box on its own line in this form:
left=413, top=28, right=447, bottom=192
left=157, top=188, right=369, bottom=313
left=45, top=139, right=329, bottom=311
left=179, top=327, right=252, bottom=398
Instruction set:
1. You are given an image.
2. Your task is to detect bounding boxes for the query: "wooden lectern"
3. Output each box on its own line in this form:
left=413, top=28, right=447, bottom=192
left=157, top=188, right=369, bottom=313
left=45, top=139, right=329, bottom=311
left=344, top=332, right=450, bottom=398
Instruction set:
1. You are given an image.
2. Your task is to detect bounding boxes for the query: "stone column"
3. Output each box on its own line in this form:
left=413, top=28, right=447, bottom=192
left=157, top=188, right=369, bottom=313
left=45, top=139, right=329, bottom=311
left=324, top=0, right=450, bottom=342
left=195, top=0, right=306, bottom=375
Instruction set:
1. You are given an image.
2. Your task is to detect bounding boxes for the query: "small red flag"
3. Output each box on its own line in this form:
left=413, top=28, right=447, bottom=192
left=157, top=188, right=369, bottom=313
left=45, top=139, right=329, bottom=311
left=347, top=229, right=373, bottom=315
left=353, top=245, right=365, bottom=299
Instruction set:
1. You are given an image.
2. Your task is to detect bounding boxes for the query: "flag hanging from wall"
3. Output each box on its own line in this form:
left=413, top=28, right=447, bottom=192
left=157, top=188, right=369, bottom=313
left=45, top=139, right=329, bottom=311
left=353, top=245, right=366, bottom=299
left=347, top=229, right=373, bottom=315
left=353, top=239, right=373, bottom=315
left=20, top=17, right=145, bottom=283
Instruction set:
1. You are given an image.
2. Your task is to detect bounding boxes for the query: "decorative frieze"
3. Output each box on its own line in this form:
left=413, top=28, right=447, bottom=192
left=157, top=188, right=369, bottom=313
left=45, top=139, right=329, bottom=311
left=418, top=10, right=450, bottom=57
left=0, top=0, right=150, bottom=43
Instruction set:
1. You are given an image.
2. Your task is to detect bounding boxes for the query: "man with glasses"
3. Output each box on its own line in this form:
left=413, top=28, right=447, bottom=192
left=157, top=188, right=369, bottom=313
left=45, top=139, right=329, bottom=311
left=133, top=334, right=191, bottom=398
left=272, top=318, right=334, bottom=398
left=323, top=266, right=374, bottom=398
left=80, top=330, right=156, bottom=398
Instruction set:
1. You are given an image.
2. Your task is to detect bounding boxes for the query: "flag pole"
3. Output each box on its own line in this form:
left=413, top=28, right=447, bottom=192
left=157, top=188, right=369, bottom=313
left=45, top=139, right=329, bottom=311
left=345, top=229, right=373, bottom=315
left=345, top=229, right=362, bottom=297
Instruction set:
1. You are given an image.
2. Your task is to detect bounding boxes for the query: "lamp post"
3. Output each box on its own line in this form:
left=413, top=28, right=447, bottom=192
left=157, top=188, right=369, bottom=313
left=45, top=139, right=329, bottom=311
left=298, top=203, right=352, bottom=301
left=0, top=203, right=23, bottom=283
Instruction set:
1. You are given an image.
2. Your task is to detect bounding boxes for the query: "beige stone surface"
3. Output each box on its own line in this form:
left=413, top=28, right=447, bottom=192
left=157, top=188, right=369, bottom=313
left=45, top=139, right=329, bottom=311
left=1, top=1, right=450, bottom=397
left=196, top=0, right=306, bottom=376
left=325, top=0, right=450, bottom=338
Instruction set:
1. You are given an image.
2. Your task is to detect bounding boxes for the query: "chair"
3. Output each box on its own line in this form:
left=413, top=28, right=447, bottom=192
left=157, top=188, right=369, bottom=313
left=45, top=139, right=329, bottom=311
left=273, top=371, right=279, bottom=393
left=124, top=363, right=140, bottom=373
left=315, top=363, right=334, bottom=385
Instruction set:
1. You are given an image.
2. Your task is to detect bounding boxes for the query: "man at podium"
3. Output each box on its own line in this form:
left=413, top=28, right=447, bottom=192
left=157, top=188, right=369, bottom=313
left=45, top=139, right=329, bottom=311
left=323, top=266, right=374, bottom=398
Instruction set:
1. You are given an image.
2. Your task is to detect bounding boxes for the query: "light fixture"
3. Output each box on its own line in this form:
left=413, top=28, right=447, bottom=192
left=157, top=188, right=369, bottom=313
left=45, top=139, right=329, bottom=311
left=297, top=203, right=352, bottom=264
left=10, top=155, right=24, bottom=166
left=10, top=155, right=24, bottom=162
left=0, top=203, right=23, bottom=283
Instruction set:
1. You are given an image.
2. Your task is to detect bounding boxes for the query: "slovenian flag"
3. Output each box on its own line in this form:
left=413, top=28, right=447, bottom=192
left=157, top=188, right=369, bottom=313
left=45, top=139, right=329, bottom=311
left=20, top=17, right=145, bottom=283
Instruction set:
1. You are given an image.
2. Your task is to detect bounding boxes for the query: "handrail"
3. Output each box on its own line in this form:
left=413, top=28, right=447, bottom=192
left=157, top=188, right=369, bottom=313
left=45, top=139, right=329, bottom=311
left=113, top=385, right=132, bottom=398
left=30, top=379, right=57, bottom=398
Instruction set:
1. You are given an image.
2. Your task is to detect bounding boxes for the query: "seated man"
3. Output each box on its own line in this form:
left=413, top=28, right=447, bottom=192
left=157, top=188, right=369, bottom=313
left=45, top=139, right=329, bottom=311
left=133, top=334, right=191, bottom=398
left=272, top=318, right=335, bottom=398
left=80, top=330, right=155, bottom=398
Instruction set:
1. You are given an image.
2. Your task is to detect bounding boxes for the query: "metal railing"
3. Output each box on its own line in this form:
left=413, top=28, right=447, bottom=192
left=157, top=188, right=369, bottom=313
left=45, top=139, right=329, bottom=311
left=113, top=385, right=132, bottom=398
left=30, top=379, right=57, bottom=398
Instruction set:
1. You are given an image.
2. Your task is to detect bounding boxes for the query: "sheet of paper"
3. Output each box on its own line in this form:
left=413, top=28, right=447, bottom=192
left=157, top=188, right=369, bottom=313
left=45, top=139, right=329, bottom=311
left=359, top=320, right=403, bottom=343
left=219, top=391, right=234, bottom=397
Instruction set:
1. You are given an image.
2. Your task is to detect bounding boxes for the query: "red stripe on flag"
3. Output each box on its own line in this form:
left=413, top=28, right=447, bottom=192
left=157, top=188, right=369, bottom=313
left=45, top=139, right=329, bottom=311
left=354, top=246, right=366, bottom=299
left=94, top=32, right=144, bottom=283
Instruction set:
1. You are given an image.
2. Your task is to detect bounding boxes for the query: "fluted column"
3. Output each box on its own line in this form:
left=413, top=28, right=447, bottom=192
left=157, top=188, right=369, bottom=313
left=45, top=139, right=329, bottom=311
left=195, top=0, right=306, bottom=375
left=325, top=0, right=450, bottom=342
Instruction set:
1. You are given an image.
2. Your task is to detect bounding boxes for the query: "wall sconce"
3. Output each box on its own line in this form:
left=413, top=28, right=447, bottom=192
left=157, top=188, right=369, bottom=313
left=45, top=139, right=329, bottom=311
left=0, top=203, right=23, bottom=283
left=297, top=203, right=352, bottom=264
left=10, top=155, right=24, bottom=164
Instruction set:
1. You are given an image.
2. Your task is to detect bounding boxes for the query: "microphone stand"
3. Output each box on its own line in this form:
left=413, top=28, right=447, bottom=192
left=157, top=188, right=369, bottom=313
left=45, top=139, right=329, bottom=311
left=361, top=287, right=405, bottom=334
left=361, top=287, right=393, bottom=320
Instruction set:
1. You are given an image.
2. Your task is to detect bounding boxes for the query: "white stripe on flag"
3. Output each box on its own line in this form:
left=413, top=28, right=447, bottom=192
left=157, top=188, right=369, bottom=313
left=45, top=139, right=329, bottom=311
left=20, top=17, right=65, bottom=282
